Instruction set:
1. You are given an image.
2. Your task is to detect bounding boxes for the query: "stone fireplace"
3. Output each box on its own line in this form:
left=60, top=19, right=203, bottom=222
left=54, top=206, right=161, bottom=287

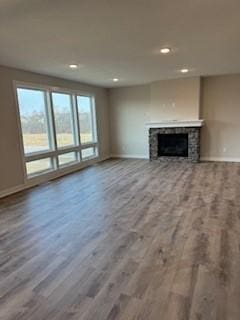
left=146, top=120, right=204, bottom=162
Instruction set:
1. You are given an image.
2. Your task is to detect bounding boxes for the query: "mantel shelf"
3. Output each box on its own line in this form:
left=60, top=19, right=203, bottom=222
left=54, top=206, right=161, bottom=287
left=145, top=120, right=204, bottom=128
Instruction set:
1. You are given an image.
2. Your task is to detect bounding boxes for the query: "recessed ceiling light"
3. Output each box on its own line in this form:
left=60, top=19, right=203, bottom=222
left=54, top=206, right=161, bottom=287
left=69, top=64, right=78, bottom=69
left=160, top=47, right=171, bottom=54
left=181, top=68, right=189, bottom=73
left=113, top=78, right=119, bottom=82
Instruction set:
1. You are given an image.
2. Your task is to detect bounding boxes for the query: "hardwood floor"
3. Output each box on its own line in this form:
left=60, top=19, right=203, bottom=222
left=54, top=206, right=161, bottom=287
left=1, top=159, right=240, bottom=320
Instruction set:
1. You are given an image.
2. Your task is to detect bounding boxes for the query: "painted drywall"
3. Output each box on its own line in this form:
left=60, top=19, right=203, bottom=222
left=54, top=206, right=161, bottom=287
left=201, top=75, right=240, bottom=161
left=109, top=85, right=150, bottom=157
left=150, top=77, right=200, bottom=121
left=109, top=75, right=240, bottom=161
left=0, top=65, right=110, bottom=194
left=109, top=77, right=200, bottom=158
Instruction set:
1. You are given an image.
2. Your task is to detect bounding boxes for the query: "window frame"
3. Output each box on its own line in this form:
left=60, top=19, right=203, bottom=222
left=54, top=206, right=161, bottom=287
left=16, top=86, right=54, bottom=156
left=58, top=151, right=78, bottom=168
left=26, top=157, right=54, bottom=176
left=77, top=95, right=97, bottom=146
left=14, top=81, right=99, bottom=180
left=51, top=91, right=77, bottom=149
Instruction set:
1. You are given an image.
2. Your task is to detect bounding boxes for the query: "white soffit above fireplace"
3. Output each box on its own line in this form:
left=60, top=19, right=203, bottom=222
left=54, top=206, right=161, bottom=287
left=145, top=120, right=204, bottom=128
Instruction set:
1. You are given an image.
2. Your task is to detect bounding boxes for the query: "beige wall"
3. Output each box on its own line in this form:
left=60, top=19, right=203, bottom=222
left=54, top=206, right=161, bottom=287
left=150, top=77, right=200, bottom=121
left=201, top=75, right=240, bottom=160
left=1, top=68, right=240, bottom=195
left=0, top=65, right=110, bottom=194
left=109, top=77, right=201, bottom=158
left=109, top=85, right=150, bottom=157
left=109, top=74, right=240, bottom=161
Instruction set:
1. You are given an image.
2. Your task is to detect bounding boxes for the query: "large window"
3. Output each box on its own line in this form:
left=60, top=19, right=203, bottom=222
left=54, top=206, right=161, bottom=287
left=52, top=92, right=76, bottom=148
left=26, top=158, right=53, bottom=176
left=77, top=95, right=95, bottom=144
left=17, top=88, right=52, bottom=154
left=16, top=84, right=98, bottom=178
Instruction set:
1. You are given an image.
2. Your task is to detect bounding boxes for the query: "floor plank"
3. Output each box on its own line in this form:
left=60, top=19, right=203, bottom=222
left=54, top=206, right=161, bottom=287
left=0, top=159, right=240, bottom=320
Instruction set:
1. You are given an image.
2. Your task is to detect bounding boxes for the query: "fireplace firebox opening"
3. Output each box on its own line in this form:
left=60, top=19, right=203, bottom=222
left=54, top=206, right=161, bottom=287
left=158, top=133, right=188, bottom=157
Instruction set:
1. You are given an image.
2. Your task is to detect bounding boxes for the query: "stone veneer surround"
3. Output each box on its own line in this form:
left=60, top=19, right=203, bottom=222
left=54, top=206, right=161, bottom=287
left=149, top=127, right=201, bottom=162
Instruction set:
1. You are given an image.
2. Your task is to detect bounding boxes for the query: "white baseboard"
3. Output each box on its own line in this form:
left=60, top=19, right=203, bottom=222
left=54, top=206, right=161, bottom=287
left=1, top=155, right=238, bottom=199
left=0, top=156, right=111, bottom=199
left=99, top=155, right=111, bottom=161
left=111, top=154, right=149, bottom=159
left=0, top=184, right=26, bottom=199
left=200, top=156, right=240, bottom=163
left=111, top=154, right=240, bottom=163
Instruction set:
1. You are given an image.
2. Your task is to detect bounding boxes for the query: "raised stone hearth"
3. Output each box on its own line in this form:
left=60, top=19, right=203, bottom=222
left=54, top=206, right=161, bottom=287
left=146, top=120, right=203, bottom=162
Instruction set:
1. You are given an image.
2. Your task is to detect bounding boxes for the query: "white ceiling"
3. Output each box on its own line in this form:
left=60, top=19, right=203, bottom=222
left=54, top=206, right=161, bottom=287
left=0, top=0, right=240, bottom=87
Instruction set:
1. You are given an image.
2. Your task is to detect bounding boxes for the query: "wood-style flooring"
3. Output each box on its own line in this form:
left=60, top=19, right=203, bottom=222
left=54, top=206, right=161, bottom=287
left=1, top=159, right=240, bottom=320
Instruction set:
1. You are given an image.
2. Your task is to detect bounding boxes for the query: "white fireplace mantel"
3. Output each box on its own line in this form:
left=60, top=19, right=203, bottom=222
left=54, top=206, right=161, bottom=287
left=145, top=119, right=204, bottom=128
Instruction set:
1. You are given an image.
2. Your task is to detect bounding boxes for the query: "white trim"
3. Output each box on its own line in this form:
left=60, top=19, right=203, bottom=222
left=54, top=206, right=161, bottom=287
left=0, top=81, right=108, bottom=199
left=13, top=80, right=95, bottom=97
left=12, top=81, right=28, bottom=183
left=111, top=154, right=149, bottom=159
left=0, top=156, right=110, bottom=199
left=200, top=157, right=240, bottom=163
left=145, top=119, right=204, bottom=128
left=13, top=81, right=99, bottom=179
left=25, top=157, right=99, bottom=185
left=4, top=155, right=240, bottom=198
left=110, top=154, right=240, bottom=162
left=0, top=184, right=26, bottom=199
left=81, top=142, right=98, bottom=149
left=24, top=145, right=99, bottom=162
left=99, top=155, right=111, bottom=161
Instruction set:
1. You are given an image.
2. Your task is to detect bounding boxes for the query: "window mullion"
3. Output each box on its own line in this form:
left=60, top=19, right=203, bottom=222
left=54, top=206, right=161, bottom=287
left=90, top=97, right=95, bottom=142
left=16, top=84, right=98, bottom=179
left=72, top=94, right=80, bottom=145
left=90, top=97, right=98, bottom=157
left=47, top=91, right=59, bottom=169
left=91, top=97, right=98, bottom=144
left=44, top=91, right=54, bottom=151
left=74, top=95, right=83, bottom=161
